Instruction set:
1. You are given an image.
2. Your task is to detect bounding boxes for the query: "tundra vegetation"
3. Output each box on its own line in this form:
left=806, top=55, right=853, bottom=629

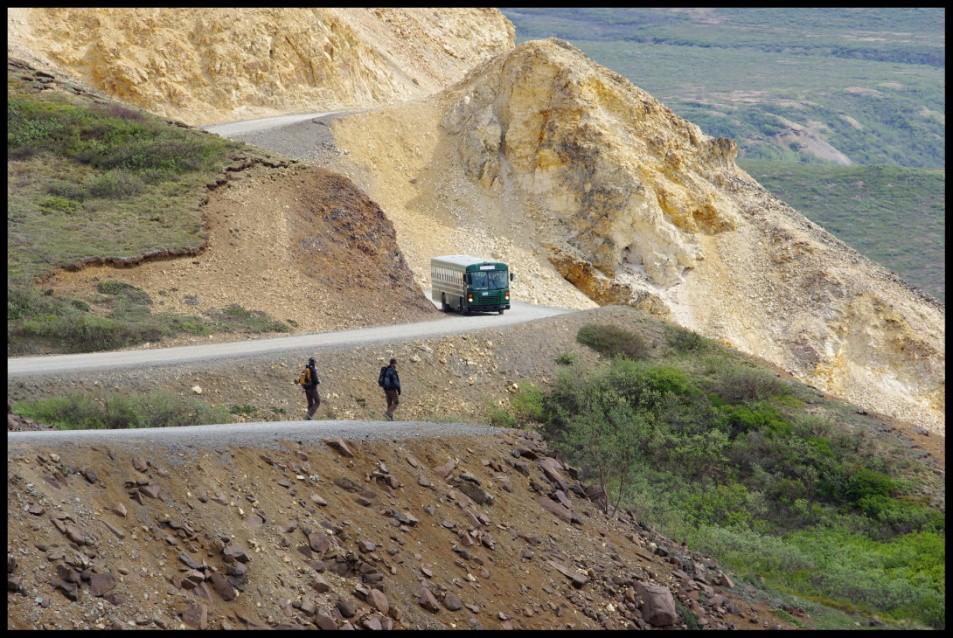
left=502, top=323, right=944, bottom=629
left=740, top=162, right=945, bottom=301
left=7, top=64, right=288, bottom=354
left=12, top=389, right=232, bottom=431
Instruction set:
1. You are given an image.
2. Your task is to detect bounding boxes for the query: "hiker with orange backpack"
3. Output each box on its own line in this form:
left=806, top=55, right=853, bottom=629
left=298, top=357, right=321, bottom=420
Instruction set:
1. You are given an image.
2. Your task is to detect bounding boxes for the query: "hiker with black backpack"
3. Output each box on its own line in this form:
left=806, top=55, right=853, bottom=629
left=378, top=358, right=401, bottom=421
left=298, top=357, right=321, bottom=420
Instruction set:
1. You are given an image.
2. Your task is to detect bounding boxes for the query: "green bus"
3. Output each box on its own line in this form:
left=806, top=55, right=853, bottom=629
left=430, top=255, right=514, bottom=314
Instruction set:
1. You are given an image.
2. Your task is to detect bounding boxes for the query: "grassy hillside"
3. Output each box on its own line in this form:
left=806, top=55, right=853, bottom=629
left=494, top=317, right=944, bottom=629
left=502, top=8, right=944, bottom=168
left=7, top=59, right=289, bottom=354
left=740, top=161, right=945, bottom=301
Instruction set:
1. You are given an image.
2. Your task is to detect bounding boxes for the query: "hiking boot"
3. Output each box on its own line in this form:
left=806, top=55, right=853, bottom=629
left=384, top=412, right=393, bottom=422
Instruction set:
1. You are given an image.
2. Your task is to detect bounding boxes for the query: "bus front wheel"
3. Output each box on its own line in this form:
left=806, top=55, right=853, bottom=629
left=498, top=309, right=504, bottom=315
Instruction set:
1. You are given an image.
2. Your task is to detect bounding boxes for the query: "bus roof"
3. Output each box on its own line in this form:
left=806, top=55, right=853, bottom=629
left=431, top=255, right=508, bottom=268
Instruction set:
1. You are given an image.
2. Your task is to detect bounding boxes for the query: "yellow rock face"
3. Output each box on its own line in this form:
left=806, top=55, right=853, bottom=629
left=333, top=39, right=945, bottom=433
left=7, top=8, right=515, bottom=125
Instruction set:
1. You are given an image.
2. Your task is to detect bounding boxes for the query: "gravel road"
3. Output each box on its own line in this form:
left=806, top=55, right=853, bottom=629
left=202, top=111, right=343, bottom=137
left=7, top=420, right=499, bottom=451
left=8, top=297, right=570, bottom=377
left=202, top=110, right=354, bottom=165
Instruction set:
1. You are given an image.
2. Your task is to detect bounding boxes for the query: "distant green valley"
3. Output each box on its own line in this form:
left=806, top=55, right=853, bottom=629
left=740, top=162, right=945, bottom=301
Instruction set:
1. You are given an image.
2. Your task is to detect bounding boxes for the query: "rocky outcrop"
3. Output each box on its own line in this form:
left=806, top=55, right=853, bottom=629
left=6, top=8, right=515, bottom=125
left=331, top=39, right=944, bottom=433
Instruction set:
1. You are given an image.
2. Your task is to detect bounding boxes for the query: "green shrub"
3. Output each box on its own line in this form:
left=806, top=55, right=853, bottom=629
left=577, top=323, right=650, bottom=359
left=13, top=390, right=232, bottom=430
left=721, top=402, right=791, bottom=439
left=85, top=170, right=146, bottom=198
left=486, top=404, right=518, bottom=428
left=555, top=352, right=579, bottom=366
left=851, top=467, right=899, bottom=499
left=46, top=180, right=88, bottom=201
left=526, top=344, right=945, bottom=627
left=710, top=364, right=789, bottom=402
left=684, top=483, right=756, bottom=528
left=39, top=195, right=79, bottom=214
left=511, top=383, right=545, bottom=423
left=666, top=324, right=706, bottom=353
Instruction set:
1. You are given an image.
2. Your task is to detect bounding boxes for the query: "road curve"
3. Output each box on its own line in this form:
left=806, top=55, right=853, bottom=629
left=201, top=110, right=345, bottom=137
left=8, top=298, right=570, bottom=377
left=7, top=420, right=498, bottom=450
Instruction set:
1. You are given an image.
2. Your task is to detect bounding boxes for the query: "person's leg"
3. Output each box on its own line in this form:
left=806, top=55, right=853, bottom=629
left=308, top=388, right=321, bottom=418
left=306, top=387, right=318, bottom=419
left=384, top=390, right=397, bottom=420
left=386, top=390, right=399, bottom=420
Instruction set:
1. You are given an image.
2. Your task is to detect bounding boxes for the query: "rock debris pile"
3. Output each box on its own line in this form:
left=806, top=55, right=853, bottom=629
left=7, top=429, right=791, bottom=629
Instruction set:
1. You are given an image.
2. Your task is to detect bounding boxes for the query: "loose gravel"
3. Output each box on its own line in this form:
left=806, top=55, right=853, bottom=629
left=7, top=420, right=500, bottom=451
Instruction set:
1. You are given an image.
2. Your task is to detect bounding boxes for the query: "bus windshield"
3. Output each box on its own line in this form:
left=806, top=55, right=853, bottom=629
left=469, top=270, right=508, bottom=290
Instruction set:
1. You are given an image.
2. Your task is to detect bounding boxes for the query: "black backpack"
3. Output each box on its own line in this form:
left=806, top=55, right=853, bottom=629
left=378, top=366, right=388, bottom=388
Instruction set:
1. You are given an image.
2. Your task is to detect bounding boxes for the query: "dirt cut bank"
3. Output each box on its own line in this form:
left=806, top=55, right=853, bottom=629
left=7, top=427, right=790, bottom=630
left=48, top=163, right=440, bottom=337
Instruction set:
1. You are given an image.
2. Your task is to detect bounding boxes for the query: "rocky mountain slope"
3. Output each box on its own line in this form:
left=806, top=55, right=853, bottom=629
left=7, top=427, right=791, bottom=630
left=6, top=8, right=514, bottom=126
left=326, top=39, right=945, bottom=434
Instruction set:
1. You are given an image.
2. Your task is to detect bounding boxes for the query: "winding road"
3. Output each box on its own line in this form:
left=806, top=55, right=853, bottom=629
left=8, top=296, right=570, bottom=377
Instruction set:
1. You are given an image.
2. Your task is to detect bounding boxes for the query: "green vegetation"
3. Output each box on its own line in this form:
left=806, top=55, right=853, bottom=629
left=7, top=281, right=288, bottom=355
left=576, top=323, right=650, bottom=359
left=500, top=318, right=944, bottom=629
left=739, top=161, right=945, bottom=301
left=7, top=73, right=248, bottom=284
left=555, top=352, right=580, bottom=366
left=7, top=62, right=288, bottom=354
left=503, top=8, right=944, bottom=168
left=12, top=390, right=232, bottom=430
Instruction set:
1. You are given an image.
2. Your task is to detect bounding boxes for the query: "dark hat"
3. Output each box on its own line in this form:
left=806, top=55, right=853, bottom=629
left=308, top=357, right=315, bottom=364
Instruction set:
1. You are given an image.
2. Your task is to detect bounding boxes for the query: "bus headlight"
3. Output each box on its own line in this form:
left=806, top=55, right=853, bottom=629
left=505, top=291, right=510, bottom=299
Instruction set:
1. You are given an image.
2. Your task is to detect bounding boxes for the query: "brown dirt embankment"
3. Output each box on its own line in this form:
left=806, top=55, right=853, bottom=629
left=7, top=427, right=791, bottom=630
left=48, top=163, right=440, bottom=336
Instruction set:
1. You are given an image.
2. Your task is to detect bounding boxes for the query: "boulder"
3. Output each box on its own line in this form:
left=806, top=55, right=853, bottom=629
left=637, top=581, right=677, bottom=627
